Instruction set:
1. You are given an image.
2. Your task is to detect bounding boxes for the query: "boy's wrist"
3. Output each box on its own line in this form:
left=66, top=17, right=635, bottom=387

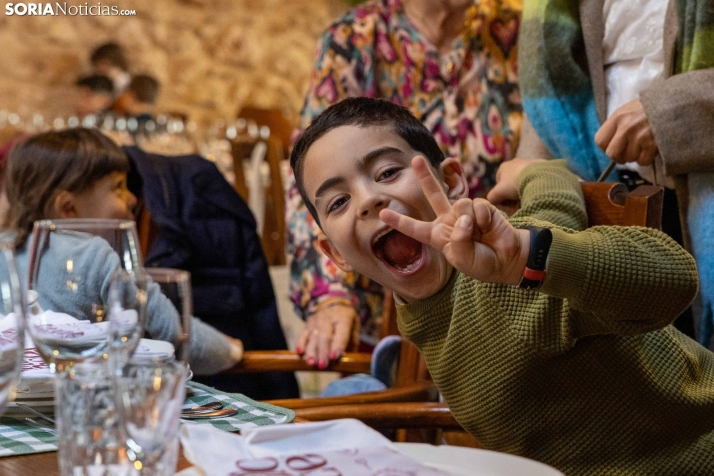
left=506, top=229, right=532, bottom=286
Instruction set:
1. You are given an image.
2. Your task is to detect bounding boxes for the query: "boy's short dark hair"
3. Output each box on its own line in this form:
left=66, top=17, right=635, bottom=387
left=128, top=75, right=160, bottom=104
left=290, top=97, right=445, bottom=226
left=90, top=42, right=128, bottom=71
left=76, top=75, right=114, bottom=95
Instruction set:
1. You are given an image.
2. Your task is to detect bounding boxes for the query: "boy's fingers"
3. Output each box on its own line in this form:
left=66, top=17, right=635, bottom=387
left=450, top=215, right=474, bottom=243
left=448, top=215, right=477, bottom=270
left=412, top=156, right=452, bottom=216
left=380, top=208, right=435, bottom=246
left=473, top=199, right=495, bottom=234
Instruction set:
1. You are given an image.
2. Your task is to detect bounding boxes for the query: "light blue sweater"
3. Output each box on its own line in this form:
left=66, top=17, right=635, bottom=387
left=15, top=232, right=235, bottom=375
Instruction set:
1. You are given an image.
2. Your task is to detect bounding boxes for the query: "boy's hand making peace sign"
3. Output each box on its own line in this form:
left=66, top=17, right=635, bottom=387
left=379, top=157, right=531, bottom=286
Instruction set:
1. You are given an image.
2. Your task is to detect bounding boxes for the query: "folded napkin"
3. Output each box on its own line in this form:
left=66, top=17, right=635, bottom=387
left=180, top=418, right=451, bottom=476
left=29, top=310, right=109, bottom=345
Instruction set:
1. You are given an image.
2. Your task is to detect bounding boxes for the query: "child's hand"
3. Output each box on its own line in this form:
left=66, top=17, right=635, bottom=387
left=227, top=336, right=244, bottom=362
left=379, top=157, right=531, bottom=286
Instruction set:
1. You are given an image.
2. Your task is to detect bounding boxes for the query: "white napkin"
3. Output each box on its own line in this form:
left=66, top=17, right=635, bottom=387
left=180, top=418, right=452, bottom=475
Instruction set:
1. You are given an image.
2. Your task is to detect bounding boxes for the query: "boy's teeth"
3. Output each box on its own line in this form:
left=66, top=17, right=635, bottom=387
left=394, top=258, right=420, bottom=273
left=373, top=227, right=393, bottom=245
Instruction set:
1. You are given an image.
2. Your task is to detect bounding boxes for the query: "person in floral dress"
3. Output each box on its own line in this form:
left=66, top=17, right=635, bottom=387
left=286, top=0, right=523, bottom=367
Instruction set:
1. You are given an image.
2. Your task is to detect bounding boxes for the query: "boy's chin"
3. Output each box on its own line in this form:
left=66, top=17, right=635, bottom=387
left=394, top=283, right=446, bottom=303
left=385, top=266, right=453, bottom=304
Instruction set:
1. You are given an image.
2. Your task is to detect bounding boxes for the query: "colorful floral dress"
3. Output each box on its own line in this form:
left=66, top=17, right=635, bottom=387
left=286, top=0, right=523, bottom=344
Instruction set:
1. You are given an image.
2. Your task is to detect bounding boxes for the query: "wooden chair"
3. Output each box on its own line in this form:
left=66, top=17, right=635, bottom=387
left=230, top=107, right=293, bottom=266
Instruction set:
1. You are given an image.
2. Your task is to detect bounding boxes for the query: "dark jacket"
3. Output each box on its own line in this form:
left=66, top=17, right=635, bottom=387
left=125, top=146, right=299, bottom=399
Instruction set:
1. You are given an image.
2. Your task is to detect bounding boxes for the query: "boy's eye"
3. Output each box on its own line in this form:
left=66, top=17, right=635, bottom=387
left=327, top=196, right=348, bottom=214
left=378, top=167, right=401, bottom=181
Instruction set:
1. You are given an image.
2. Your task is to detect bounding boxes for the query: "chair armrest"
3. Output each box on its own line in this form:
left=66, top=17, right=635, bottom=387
left=265, top=382, right=439, bottom=409
left=294, top=402, right=462, bottom=430
left=222, top=351, right=372, bottom=374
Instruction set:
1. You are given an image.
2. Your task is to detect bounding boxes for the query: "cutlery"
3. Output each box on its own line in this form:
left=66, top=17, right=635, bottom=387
left=23, top=417, right=56, bottom=435
left=16, top=403, right=55, bottom=424
left=181, top=408, right=237, bottom=419
left=182, top=402, right=223, bottom=413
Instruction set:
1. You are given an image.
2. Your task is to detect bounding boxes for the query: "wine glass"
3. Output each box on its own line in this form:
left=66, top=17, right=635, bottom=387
left=0, top=241, right=25, bottom=414
left=108, top=269, right=150, bottom=369
left=143, top=268, right=191, bottom=365
left=25, top=219, right=143, bottom=372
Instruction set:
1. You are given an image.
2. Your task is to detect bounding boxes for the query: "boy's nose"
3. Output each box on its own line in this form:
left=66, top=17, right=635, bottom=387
left=358, top=193, right=389, bottom=219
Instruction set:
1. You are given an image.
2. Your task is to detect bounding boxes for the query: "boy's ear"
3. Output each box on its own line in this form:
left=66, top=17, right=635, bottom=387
left=317, top=233, right=354, bottom=273
left=52, top=191, right=78, bottom=219
left=440, top=157, right=468, bottom=201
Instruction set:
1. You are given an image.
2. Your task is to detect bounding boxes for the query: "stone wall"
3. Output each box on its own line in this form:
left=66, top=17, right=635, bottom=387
left=0, top=0, right=349, bottom=131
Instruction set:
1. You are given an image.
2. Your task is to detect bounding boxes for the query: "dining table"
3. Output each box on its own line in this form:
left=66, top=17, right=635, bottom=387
left=0, top=417, right=312, bottom=475
left=0, top=447, right=193, bottom=475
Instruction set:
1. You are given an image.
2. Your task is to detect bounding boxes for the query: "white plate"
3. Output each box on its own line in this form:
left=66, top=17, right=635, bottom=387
left=394, top=443, right=564, bottom=476
left=130, top=338, right=175, bottom=362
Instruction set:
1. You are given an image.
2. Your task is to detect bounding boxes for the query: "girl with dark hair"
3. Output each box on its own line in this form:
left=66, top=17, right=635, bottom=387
left=2, top=128, right=244, bottom=374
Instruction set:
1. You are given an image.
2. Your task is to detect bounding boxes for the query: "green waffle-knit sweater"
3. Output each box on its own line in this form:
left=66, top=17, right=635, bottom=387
left=397, top=161, right=714, bottom=475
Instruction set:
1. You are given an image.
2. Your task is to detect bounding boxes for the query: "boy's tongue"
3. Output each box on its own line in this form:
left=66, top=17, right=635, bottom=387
left=380, top=231, right=422, bottom=269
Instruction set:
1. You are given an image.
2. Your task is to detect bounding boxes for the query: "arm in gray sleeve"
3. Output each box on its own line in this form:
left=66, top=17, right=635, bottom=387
left=641, top=68, right=714, bottom=176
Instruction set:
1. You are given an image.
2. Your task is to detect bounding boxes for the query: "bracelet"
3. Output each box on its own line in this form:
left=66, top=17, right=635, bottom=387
left=518, top=226, right=553, bottom=290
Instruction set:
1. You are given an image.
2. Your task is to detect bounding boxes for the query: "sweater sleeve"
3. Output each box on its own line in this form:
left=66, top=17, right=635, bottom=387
left=539, top=225, right=698, bottom=336
left=511, top=160, right=588, bottom=231
left=89, top=239, right=236, bottom=375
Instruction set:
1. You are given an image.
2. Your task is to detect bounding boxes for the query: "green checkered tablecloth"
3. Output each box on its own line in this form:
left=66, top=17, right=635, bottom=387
left=0, top=417, right=56, bottom=457
left=182, top=382, right=295, bottom=432
left=0, top=382, right=295, bottom=457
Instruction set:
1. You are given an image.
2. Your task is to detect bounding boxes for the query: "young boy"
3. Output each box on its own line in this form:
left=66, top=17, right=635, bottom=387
left=290, top=97, right=714, bottom=475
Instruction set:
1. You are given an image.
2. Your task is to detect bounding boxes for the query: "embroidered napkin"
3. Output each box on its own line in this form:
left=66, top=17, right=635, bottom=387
left=180, top=418, right=451, bottom=475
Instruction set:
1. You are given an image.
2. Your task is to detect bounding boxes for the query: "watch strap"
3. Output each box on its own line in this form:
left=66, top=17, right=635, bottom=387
left=518, top=226, right=553, bottom=290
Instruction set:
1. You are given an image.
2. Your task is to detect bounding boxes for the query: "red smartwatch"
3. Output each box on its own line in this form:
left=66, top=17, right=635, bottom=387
left=518, top=226, right=552, bottom=290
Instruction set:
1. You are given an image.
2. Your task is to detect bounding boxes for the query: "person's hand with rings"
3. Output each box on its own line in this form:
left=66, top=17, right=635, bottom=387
left=296, top=303, right=360, bottom=369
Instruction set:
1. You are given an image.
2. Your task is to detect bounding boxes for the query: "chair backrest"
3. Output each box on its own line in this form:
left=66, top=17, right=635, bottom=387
left=581, top=182, right=664, bottom=228
left=237, top=106, right=294, bottom=153
left=230, top=136, right=287, bottom=266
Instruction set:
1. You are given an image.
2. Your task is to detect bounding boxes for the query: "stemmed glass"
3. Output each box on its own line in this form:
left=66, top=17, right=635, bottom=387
left=143, top=268, right=192, bottom=365
left=0, top=242, right=25, bottom=415
left=25, top=219, right=143, bottom=372
left=108, top=269, right=150, bottom=369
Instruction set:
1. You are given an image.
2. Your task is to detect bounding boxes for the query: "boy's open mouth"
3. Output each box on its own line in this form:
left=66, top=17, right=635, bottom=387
left=372, top=228, right=424, bottom=274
